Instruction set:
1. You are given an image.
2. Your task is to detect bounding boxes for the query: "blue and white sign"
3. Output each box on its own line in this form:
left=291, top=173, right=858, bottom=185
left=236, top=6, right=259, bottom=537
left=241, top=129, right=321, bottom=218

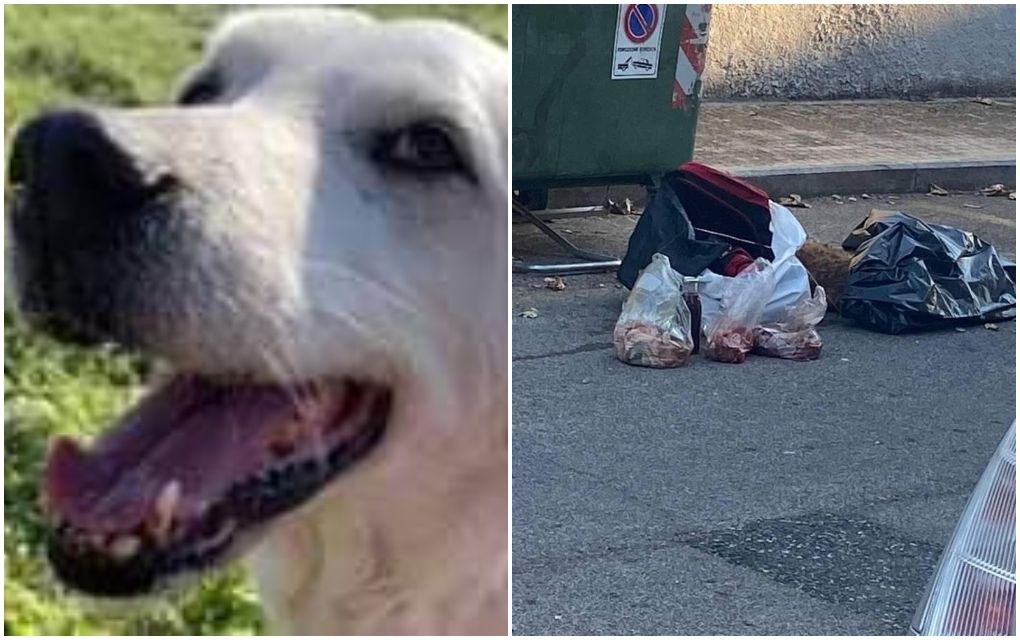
left=612, top=4, right=667, bottom=80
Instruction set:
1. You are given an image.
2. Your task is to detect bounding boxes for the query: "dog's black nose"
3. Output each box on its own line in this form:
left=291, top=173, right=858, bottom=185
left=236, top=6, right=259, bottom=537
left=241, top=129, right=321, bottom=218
left=9, top=109, right=177, bottom=345
left=9, top=109, right=157, bottom=220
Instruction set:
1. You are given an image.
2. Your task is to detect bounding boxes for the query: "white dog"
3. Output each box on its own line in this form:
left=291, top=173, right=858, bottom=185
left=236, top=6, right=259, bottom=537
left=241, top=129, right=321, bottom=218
left=8, top=9, right=507, bottom=635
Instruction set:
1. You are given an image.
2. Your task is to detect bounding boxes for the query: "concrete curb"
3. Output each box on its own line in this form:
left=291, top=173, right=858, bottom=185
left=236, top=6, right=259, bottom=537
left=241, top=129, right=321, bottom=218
left=536, top=158, right=1017, bottom=210
left=727, top=158, right=1016, bottom=198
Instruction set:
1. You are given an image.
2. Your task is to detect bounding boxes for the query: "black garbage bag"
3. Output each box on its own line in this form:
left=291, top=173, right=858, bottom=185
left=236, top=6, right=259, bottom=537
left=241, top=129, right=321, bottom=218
left=618, top=163, right=774, bottom=288
left=840, top=210, right=1016, bottom=334
left=618, top=180, right=727, bottom=288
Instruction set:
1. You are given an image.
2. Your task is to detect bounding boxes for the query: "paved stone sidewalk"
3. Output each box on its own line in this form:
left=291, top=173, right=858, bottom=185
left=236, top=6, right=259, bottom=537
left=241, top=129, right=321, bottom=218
left=695, top=97, right=1015, bottom=172
left=538, top=97, right=1015, bottom=208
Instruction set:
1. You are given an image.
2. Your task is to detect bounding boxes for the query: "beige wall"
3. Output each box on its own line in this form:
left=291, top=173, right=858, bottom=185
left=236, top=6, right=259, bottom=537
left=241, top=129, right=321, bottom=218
left=703, top=4, right=1016, bottom=100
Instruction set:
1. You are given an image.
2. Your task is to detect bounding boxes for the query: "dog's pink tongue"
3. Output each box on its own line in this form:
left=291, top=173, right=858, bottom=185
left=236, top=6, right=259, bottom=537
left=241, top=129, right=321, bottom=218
left=43, top=377, right=317, bottom=534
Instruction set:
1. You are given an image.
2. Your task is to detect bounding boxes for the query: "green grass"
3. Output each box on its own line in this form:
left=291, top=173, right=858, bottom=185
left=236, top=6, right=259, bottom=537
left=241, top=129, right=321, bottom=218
left=3, top=5, right=506, bottom=635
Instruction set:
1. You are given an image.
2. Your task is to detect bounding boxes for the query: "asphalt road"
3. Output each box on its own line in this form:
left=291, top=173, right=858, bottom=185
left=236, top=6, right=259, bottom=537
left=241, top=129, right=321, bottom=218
left=511, top=191, right=1016, bottom=635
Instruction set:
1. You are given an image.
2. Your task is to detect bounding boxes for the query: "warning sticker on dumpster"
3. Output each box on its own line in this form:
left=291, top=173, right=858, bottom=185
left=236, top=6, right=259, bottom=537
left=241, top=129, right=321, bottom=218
left=611, top=4, right=667, bottom=80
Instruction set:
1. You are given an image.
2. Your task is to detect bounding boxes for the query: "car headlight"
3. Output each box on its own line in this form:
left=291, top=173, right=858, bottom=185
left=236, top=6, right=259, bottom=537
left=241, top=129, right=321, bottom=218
left=912, top=421, right=1015, bottom=635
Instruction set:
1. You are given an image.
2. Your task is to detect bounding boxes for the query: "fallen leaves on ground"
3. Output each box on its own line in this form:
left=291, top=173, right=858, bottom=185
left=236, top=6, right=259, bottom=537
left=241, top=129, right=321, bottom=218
left=607, top=198, right=637, bottom=215
left=928, top=183, right=950, bottom=196
left=984, top=323, right=1000, bottom=331
left=778, top=194, right=810, bottom=208
left=543, top=276, right=566, bottom=291
left=520, top=308, right=539, bottom=318
left=980, top=183, right=1012, bottom=197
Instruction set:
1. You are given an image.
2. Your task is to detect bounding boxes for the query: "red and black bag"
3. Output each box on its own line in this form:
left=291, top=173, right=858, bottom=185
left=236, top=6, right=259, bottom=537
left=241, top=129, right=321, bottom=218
left=618, top=162, right=774, bottom=288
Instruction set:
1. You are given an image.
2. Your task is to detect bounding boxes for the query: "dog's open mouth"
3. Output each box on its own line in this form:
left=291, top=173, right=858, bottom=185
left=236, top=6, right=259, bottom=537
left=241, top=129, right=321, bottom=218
left=42, top=374, right=391, bottom=597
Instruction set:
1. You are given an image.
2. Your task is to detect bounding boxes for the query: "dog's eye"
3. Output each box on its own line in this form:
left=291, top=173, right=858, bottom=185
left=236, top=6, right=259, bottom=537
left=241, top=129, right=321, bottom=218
left=371, top=122, right=474, bottom=181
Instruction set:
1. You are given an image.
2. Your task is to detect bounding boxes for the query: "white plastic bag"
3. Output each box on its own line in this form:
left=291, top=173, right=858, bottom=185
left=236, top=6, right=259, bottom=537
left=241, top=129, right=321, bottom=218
left=613, top=253, right=694, bottom=368
left=699, top=201, right=812, bottom=330
left=754, top=286, right=827, bottom=360
left=703, top=258, right=776, bottom=363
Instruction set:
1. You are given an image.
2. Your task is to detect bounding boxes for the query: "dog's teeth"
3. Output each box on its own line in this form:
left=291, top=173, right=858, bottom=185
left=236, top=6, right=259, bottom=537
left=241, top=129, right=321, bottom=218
left=150, top=480, right=181, bottom=542
left=109, top=534, right=141, bottom=560
left=197, top=518, right=236, bottom=554
left=156, top=480, right=181, bottom=516
left=268, top=420, right=303, bottom=457
left=216, top=519, right=237, bottom=543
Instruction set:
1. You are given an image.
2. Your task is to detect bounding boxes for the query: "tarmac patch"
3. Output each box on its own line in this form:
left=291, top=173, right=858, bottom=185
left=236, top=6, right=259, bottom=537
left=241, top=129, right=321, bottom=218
left=676, top=513, right=942, bottom=633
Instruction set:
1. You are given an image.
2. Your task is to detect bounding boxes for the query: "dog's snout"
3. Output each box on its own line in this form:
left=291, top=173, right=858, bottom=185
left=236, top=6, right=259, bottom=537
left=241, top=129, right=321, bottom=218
left=9, top=109, right=179, bottom=347
left=10, top=109, right=160, bottom=217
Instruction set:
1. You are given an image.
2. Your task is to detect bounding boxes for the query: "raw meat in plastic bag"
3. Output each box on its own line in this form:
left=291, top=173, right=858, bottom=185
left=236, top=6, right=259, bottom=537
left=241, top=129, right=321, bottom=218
left=704, top=258, right=775, bottom=364
left=699, top=200, right=812, bottom=328
left=754, top=286, right=827, bottom=361
left=614, top=254, right=694, bottom=368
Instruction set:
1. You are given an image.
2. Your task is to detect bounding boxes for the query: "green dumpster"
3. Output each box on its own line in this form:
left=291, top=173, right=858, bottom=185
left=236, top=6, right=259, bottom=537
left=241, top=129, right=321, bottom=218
left=512, top=4, right=712, bottom=190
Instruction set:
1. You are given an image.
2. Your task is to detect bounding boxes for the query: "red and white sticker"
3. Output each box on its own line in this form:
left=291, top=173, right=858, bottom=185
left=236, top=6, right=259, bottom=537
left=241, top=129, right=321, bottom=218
left=672, top=4, right=712, bottom=109
left=612, top=4, right=667, bottom=80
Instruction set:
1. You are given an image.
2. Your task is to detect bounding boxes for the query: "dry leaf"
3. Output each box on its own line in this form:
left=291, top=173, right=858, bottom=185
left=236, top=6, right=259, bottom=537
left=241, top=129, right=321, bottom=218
left=543, top=276, right=566, bottom=291
left=962, top=203, right=984, bottom=210
left=778, top=194, right=810, bottom=208
left=973, top=96, right=995, bottom=105
left=928, top=183, right=949, bottom=196
left=1010, top=192, right=1016, bottom=201
left=861, top=193, right=872, bottom=200
left=954, top=327, right=967, bottom=333
left=847, top=196, right=857, bottom=203
left=607, top=198, right=637, bottom=215
left=984, top=323, right=999, bottom=331
left=520, top=308, right=539, bottom=318
left=980, top=183, right=1011, bottom=197
left=778, top=193, right=810, bottom=208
